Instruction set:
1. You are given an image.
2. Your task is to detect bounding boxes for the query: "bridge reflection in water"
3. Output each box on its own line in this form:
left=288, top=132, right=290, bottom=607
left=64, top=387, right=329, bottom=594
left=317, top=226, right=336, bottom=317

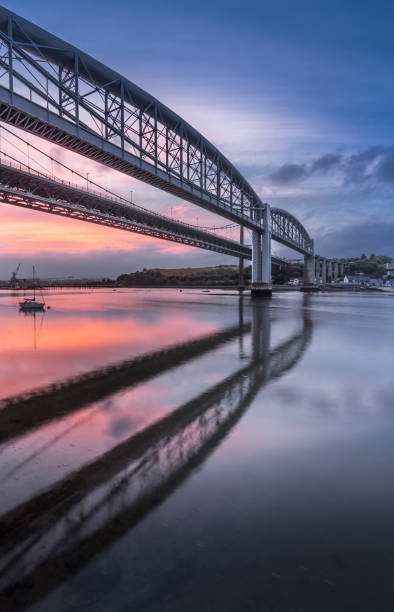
left=0, top=297, right=313, bottom=611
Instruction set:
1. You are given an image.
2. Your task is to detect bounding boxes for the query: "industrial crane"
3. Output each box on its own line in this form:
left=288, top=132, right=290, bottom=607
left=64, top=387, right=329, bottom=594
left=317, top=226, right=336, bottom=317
left=10, top=263, right=21, bottom=288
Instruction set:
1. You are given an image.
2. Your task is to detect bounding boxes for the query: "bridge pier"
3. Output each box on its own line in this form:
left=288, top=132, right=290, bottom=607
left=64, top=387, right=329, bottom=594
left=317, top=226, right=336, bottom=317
left=315, top=256, right=321, bottom=289
left=333, top=260, right=339, bottom=282
left=238, top=219, right=245, bottom=291
left=251, top=204, right=272, bottom=298
left=327, top=260, right=333, bottom=282
left=301, top=240, right=319, bottom=291
left=321, top=257, right=327, bottom=287
left=339, top=261, right=345, bottom=278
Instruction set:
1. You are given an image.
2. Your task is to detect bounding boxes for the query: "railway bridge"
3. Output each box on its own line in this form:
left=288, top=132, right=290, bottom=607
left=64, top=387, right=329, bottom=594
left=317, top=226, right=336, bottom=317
left=0, top=6, right=342, bottom=295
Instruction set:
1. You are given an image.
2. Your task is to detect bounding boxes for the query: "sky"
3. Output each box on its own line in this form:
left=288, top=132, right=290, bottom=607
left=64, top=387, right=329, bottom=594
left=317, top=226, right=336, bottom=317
left=1, top=0, right=394, bottom=278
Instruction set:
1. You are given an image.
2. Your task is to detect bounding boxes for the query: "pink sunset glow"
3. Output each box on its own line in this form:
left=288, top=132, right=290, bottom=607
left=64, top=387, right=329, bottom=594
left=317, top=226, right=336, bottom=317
left=0, top=125, right=240, bottom=278
left=0, top=294, right=219, bottom=398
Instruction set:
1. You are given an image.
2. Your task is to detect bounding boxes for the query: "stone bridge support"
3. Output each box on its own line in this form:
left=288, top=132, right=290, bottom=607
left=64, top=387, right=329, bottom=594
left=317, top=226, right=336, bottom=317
left=327, top=260, right=333, bottom=282
left=315, top=256, right=321, bottom=288
left=251, top=204, right=272, bottom=298
left=238, top=219, right=245, bottom=291
left=333, top=260, right=339, bottom=281
left=321, top=257, right=327, bottom=287
left=301, top=240, right=319, bottom=292
left=339, top=262, right=345, bottom=277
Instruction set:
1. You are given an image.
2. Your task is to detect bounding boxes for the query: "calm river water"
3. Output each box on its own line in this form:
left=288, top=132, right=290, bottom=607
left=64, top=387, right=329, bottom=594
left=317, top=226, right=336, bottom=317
left=0, top=288, right=393, bottom=611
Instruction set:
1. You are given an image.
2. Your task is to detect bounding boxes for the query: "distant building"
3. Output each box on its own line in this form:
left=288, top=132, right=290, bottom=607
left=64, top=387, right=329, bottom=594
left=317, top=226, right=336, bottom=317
left=343, top=275, right=383, bottom=287
left=384, top=261, right=394, bottom=276
left=344, top=275, right=361, bottom=285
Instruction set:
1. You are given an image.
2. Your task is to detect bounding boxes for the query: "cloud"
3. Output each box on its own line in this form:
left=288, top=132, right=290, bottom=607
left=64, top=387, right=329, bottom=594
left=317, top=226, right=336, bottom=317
left=310, top=153, right=342, bottom=173
left=267, top=146, right=394, bottom=188
left=375, top=150, right=394, bottom=182
left=317, top=218, right=394, bottom=258
left=268, top=164, right=306, bottom=184
left=343, top=147, right=385, bottom=186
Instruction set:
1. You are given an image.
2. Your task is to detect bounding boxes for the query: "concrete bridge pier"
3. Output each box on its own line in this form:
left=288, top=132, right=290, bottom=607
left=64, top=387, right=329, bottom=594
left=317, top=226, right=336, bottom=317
left=251, top=204, right=272, bottom=298
left=301, top=240, right=319, bottom=291
left=327, top=260, right=333, bottom=282
left=333, top=260, right=339, bottom=281
left=339, top=261, right=345, bottom=278
left=238, top=215, right=245, bottom=291
left=321, top=257, right=327, bottom=287
left=315, top=256, right=321, bottom=289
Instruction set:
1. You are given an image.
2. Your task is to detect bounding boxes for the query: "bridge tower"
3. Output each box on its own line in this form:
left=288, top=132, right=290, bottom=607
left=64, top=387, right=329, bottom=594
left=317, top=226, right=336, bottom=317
left=251, top=204, right=272, bottom=298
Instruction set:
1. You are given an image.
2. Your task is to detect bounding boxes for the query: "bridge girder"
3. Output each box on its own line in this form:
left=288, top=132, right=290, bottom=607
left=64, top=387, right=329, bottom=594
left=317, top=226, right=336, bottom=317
left=0, top=6, right=314, bottom=255
left=0, top=7, right=259, bottom=230
left=271, top=207, right=312, bottom=254
left=0, top=162, right=251, bottom=259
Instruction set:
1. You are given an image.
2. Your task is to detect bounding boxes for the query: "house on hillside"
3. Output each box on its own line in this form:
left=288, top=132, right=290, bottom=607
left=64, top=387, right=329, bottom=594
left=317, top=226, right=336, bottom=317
left=384, top=261, right=394, bottom=277
left=343, top=275, right=383, bottom=287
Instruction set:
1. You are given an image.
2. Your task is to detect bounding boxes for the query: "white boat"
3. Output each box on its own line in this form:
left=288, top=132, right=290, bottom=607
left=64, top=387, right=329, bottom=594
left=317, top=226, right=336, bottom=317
left=19, top=298, right=45, bottom=311
left=19, top=267, right=45, bottom=311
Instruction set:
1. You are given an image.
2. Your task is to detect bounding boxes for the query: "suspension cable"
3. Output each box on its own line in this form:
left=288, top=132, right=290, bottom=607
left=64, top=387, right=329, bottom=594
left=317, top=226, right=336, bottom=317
left=0, top=125, right=246, bottom=236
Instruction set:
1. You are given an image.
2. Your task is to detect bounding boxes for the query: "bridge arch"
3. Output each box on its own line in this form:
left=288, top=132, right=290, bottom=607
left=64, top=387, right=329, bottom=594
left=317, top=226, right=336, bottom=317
left=0, top=6, right=320, bottom=295
left=271, top=207, right=312, bottom=254
left=0, top=6, right=262, bottom=229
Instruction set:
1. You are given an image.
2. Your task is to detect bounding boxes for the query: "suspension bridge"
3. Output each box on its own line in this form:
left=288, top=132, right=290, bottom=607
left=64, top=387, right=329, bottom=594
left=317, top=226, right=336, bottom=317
left=0, top=6, right=343, bottom=294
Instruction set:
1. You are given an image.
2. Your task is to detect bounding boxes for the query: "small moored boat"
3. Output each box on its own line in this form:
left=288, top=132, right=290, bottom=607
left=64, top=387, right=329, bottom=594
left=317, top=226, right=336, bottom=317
left=19, top=298, right=45, bottom=311
left=19, top=267, right=45, bottom=312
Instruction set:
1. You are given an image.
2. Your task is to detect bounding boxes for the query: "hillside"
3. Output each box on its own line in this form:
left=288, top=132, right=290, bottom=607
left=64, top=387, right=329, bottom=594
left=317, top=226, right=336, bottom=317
left=116, top=255, right=393, bottom=287
left=345, top=255, right=392, bottom=278
left=117, top=265, right=245, bottom=286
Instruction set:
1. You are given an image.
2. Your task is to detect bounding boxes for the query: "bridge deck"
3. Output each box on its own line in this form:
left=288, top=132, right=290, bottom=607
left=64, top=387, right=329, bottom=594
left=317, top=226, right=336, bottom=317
left=0, top=161, right=252, bottom=259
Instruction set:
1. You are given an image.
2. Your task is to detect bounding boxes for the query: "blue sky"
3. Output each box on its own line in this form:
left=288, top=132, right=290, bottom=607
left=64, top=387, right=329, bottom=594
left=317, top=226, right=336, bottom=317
left=2, top=0, right=394, bottom=277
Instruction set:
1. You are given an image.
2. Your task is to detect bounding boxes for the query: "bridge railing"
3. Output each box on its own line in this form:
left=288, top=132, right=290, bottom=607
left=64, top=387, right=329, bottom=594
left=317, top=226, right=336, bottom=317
left=0, top=8, right=262, bottom=227
left=0, top=155, right=242, bottom=241
left=0, top=7, right=315, bottom=257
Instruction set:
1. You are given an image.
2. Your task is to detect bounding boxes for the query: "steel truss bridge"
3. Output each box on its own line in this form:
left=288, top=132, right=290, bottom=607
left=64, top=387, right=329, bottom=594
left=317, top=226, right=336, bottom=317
left=0, top=160, right=251, bottom=260
left=0, top=159, right=282, bottom=266
left=0, top=6, right=318, bottom=290
left=0, top=302, right=312, bottom=607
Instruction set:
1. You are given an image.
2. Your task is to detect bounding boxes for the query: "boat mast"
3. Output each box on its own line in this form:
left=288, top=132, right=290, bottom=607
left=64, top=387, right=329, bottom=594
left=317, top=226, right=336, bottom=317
left=32, top=266, right=36, bottom=301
